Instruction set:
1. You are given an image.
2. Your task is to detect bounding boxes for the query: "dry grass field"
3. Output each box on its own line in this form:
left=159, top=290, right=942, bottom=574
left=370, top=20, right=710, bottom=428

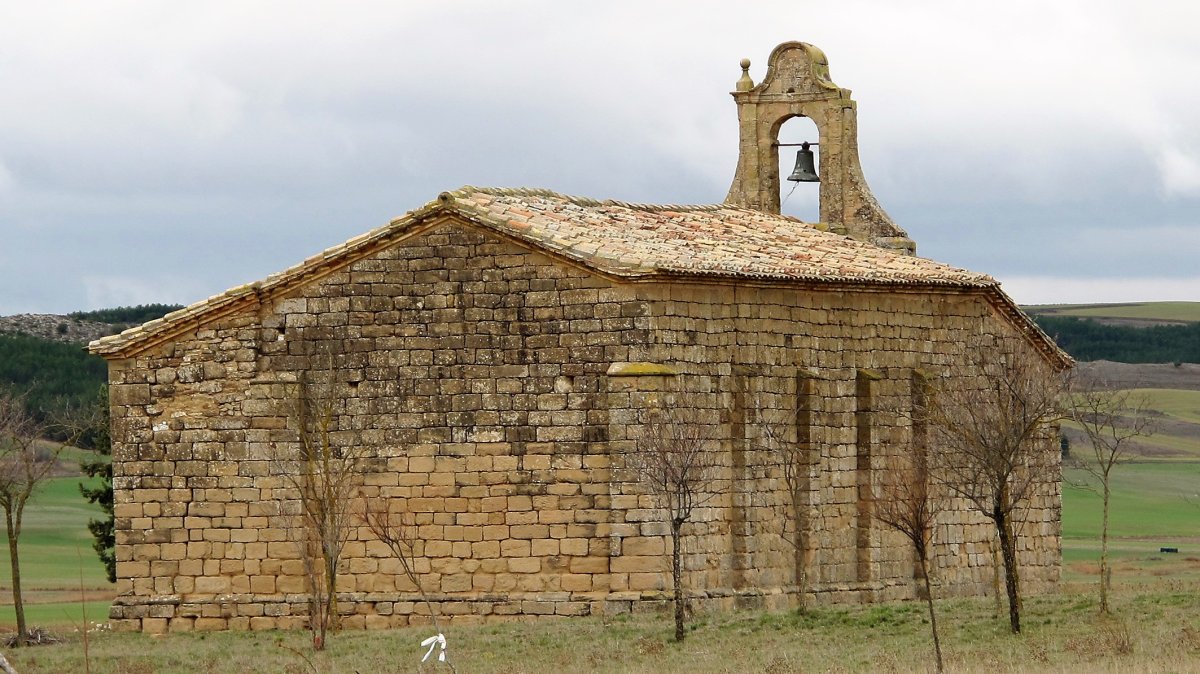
left=2, top=580, right=1200, bottom=673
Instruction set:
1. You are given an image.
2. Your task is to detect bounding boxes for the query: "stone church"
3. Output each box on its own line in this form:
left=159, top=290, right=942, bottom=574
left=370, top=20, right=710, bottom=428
left=90, top=42, right=1068, bottom=633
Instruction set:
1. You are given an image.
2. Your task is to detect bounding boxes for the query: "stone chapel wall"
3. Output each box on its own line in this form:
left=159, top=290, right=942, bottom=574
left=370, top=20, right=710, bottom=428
left=106, top=222, right=1059, bottom=632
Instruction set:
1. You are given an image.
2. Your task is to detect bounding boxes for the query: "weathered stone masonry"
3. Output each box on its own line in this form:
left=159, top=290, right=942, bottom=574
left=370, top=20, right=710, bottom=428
left=90, top=41, right=1068, bottom=633
left=98, top=208, right=1063, bottom=632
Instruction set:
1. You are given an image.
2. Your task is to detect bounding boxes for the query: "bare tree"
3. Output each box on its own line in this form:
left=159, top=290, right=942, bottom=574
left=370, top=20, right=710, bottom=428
left=875, top=449, right=943, bottom=673
left=274, top=369, right=370, bottom=651
left=755, top=402, right=814, bottom=612
left=630, top=403, right=720, bottom=642
left=361, top=497, right=457, bottom=672
left=1067, top=381, right=1155, bottom=614
left=0, top=391, right=64, bottom=646
left=924, top=333, right=1068, bottom=634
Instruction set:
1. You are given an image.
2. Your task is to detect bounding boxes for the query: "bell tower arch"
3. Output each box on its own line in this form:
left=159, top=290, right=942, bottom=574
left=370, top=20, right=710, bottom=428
left=725, top=42, right=916, bottom=254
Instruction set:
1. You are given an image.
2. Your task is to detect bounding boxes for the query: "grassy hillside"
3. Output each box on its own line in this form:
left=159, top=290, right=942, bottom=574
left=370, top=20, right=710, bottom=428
left=1057, top=385, right=1200, bottom=587
left=1024, top=301, right=1200, bottom=325
left=1134, top=388, right=1200, bottom=425
left=1060, top=388, right=1200, bottom=461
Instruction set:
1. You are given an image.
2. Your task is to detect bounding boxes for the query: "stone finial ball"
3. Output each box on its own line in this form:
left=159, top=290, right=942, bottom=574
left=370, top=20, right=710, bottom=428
left=740, top=58, right=751, bottom=70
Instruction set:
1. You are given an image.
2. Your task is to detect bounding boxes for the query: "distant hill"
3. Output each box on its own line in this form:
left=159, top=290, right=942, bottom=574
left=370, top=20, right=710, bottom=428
left=1024, top=301, right=1200, bottom=327
left=0, top=314, right=115, bottom=345
left=0, top=304, right=181, bottom=420
left=0, top=305, right=185, bottom=345
left=1024, top=302, right=1200, bottom=364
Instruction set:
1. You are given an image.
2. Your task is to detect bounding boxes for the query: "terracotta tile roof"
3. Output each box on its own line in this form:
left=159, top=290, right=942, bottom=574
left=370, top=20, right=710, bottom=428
left=89, top=186, right=1065, bottom=366
left=445, top=187, right=995, bottom=286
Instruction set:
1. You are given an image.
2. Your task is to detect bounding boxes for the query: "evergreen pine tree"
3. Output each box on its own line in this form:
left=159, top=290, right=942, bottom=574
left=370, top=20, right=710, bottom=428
left=79, top=385, right=115, bottom=583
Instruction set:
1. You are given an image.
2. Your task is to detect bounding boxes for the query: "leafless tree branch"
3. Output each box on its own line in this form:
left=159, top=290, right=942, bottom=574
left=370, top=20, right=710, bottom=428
left=922, top=332, right=1068, bottom=634
left=629, top=401, right=722, bottom=642
left=272, top=364, right=371, bottom=652
left=1067, top=379, right=1155, bottom=613
left=360, top=498, right=458, bottom=672
left=875, top=448, right=943, bottom=673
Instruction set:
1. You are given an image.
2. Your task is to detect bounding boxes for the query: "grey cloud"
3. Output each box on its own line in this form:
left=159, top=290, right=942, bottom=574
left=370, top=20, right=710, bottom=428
left=2, top=1, right=1198, bottom=314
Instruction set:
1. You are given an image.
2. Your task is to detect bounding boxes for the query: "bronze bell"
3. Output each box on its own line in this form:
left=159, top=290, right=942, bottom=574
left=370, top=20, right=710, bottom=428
left=787, top=142, right=820, bottom=183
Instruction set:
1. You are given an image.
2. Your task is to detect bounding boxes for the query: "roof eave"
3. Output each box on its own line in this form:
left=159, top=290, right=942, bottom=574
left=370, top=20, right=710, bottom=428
left=87, top=197, right=457, bottom=359
left=983, top=286, right=1074, bottom=371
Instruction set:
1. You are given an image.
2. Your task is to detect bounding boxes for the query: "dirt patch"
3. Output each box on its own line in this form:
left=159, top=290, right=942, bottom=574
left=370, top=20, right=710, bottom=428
left=1076, top=361, right=1200, bottom=391
left=1071, top=561, right=1101, bottom=575
left=1060, top=426, right=1195, bottom=459
left=0, top=589, right=116, bottom=607
left=1091, top=317, right=1192, bottom=327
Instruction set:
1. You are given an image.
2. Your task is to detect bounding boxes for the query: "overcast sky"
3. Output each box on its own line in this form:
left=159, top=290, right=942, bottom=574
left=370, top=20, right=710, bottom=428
left=2, top=1, right=1198, bottom=315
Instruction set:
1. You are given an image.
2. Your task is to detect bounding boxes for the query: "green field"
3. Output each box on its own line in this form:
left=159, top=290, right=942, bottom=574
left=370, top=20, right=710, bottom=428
left=1129, top=388, right=1200, bottom=425
left=1024, top=301, right=1200, bottom=324
left=3, top=579, right=1200, bottom=673
left=1062, top=388, right=1200, bottom=460
left=1059, top=386, right=1200, bottom=585
left=1063, top=463, right=1200, bottom=539
left=0, top=475, right=111, bottom=630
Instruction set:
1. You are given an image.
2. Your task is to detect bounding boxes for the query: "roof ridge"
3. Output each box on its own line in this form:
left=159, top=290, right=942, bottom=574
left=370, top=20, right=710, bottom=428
left=448, top=186, right=775, bottom=215
left=445, top=186, right=602, bottom=206
left=599, top=199, right=725, bottom=212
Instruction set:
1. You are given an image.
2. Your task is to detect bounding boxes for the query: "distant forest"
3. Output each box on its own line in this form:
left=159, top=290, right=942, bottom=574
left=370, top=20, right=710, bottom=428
left=1032, top=316, right=1200, bottom=364
left=0, top=333, right=107, bottom=422
left=2, top=304, right=181, bottom=422
left=70, top=304, right=184, bottom=325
